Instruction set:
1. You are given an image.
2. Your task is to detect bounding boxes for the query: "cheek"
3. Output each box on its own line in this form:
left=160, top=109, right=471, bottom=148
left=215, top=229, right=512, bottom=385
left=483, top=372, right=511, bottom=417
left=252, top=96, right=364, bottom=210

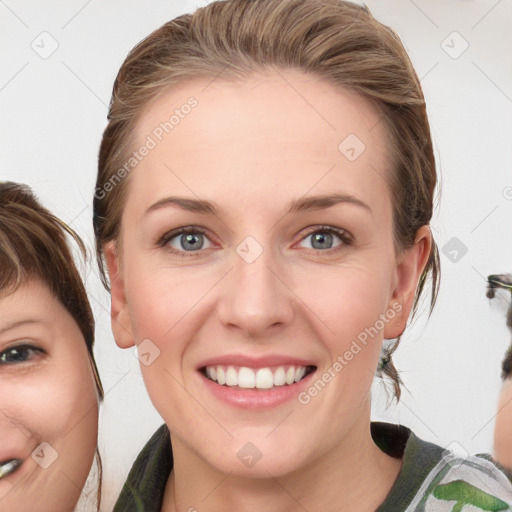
left=295, top=262, right=394, bottom=345
left=291, top=262, right=394, bottom=405
left=0, top=363, right=98, bottom=510
left=125, top=254, right=220, bottom=341
left=1, top=363, right=98, bottom=455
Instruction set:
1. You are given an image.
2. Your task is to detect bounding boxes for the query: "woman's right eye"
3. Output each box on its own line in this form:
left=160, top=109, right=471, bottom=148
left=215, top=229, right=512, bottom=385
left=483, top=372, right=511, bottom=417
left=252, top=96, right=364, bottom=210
left=0, top=344, right=44, bottom=365
left=160, top=227, right=214, bottom=256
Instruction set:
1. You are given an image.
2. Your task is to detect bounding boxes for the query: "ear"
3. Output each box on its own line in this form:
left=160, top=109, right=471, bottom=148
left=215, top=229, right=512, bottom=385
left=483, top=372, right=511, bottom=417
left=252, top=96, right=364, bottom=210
left=384, top=225, right=432, bottom=339
left=103, top=241, right=135, bottom=349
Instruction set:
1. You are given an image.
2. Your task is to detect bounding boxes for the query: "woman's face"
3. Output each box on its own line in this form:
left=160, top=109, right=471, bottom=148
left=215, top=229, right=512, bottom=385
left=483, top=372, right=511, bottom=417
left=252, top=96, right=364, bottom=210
left=107, top=70, right=429, bottom=476
left=0, top=278, right=98, bottom=511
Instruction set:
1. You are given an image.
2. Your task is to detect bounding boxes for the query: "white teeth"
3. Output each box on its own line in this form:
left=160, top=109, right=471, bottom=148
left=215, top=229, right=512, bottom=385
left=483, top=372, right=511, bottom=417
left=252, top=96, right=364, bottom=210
left=294, top=367, right=306, bottom=383
left=273, top=366, right=286, bottom=386
left=255, top=368, right=274, bottom=389
left=238, top=367, right=255, bottom=388
left=226, top=366, right=238, bottom=386
left=204, top=364, right=312, bottom=389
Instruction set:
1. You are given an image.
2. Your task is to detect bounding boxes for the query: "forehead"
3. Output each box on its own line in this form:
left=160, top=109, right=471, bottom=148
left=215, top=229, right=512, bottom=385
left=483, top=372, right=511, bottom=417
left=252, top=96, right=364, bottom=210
left=130, top=69, right=392, bottom=215
left=0, top=279, right=74, bottom=336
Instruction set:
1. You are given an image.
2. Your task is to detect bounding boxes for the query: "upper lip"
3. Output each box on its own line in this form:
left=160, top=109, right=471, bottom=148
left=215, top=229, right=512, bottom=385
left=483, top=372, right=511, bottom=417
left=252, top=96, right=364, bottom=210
left=197, top=354, right=317, bottom=370
left=0, top=441, right=33, bottom=467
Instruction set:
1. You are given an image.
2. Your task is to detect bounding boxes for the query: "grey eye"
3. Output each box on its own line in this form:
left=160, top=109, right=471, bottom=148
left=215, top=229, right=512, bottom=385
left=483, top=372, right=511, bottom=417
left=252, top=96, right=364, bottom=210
left=299, top=229, right=344, bottom=251
left=168, top=232, right=212, bottom=252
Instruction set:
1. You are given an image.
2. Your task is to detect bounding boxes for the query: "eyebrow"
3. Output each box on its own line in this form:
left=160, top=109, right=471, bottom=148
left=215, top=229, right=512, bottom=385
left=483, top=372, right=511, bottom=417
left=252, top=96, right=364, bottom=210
left=144, top=193, right=371, bottom=218
left=0, top=319, right=43, bottom=336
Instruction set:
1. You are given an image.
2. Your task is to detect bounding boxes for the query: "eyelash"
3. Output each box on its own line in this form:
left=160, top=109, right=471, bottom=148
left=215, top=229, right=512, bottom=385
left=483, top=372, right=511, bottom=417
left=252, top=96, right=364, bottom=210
left=0, top=344, right=45, bottom=366
left=157, top=225, right=353, bottom=258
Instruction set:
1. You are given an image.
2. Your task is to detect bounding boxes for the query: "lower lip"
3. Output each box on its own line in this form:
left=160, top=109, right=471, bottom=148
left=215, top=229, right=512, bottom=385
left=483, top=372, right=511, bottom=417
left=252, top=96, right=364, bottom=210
left=200, top=371, right=316, bottom=410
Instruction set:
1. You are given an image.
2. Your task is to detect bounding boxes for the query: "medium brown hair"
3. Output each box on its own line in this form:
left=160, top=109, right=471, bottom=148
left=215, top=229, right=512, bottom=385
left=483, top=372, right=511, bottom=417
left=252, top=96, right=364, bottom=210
left=93, top=0, right=440, bottom=400
left=0, top=181, right=103, bottom=509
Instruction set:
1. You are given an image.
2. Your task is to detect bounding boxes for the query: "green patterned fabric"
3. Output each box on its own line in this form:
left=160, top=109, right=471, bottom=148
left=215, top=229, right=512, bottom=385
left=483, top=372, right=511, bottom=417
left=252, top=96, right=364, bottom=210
left=113, top=422, right=512, bottom=511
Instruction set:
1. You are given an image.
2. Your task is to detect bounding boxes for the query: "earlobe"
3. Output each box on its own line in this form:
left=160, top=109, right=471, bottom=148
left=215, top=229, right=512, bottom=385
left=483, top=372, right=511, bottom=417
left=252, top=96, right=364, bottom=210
left=104, top=241, right=135, bottom=349
left=384, top=226, right=432, bottom=339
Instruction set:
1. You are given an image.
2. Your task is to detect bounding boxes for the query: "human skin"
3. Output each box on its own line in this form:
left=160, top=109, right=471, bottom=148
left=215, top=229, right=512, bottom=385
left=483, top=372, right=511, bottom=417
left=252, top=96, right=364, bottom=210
left=105, top=69, right=431, bottom=511
left=494, top=378, right=512, bottom=469
left=0, top=279, right=99, bottom=512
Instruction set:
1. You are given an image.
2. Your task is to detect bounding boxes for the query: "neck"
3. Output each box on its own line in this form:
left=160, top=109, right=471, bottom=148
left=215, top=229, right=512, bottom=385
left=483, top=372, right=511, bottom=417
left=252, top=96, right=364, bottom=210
left=162, top=400, right=402, bottom=512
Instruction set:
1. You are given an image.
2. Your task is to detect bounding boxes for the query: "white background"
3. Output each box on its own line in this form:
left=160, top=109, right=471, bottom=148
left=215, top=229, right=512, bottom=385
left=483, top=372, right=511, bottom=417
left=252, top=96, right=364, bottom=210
left=1, top=0, right=511, bottom=510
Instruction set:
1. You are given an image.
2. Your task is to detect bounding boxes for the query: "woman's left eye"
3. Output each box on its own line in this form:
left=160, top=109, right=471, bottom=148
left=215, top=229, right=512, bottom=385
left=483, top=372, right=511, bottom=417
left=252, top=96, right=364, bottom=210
left=0, top=345, right=44, bottom=365
left=297, top=226, right=352, bottom=251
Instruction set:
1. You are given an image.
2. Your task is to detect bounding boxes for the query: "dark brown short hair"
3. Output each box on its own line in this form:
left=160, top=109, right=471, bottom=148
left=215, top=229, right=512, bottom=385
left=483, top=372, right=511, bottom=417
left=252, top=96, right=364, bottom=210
left=0, top=181, right=103, bottom=397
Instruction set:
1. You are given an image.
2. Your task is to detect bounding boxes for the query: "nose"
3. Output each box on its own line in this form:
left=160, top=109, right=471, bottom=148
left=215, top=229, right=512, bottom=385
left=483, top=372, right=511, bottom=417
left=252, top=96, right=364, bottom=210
left=217, top=240, right=295, bottom=338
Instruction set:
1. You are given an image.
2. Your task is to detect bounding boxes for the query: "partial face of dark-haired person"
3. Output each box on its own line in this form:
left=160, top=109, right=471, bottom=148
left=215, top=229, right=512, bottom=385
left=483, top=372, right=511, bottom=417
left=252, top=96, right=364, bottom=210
left=0, top=181, right=101, bottom=511
left=0, top=279, right=99, bottom=511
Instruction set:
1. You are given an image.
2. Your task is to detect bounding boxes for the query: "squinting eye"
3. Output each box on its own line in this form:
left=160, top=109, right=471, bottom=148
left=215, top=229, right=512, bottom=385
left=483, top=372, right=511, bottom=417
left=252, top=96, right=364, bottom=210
left=298, top=227, right=351, bottom=251
left=0, top=345, right=44, bottom=365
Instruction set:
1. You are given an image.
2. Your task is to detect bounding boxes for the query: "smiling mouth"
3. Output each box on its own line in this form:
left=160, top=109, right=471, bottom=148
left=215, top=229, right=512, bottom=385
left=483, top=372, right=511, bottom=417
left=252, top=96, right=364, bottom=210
left=0, top=459, right=23, bottom=479
left=201, top=364, right=316, bottom=390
